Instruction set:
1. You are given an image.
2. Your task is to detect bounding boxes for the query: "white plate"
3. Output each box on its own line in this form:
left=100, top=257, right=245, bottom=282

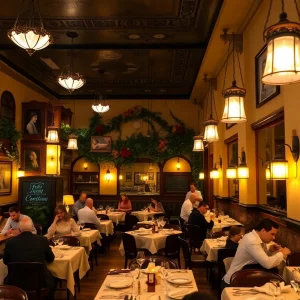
left=168, top=288, right=193, bottom=299
left=82, top=228, right=91, bottom=231
left=167, top=275, right=192, bottom=285
left=56, top=245, right=72, bottom=250
left=106, top=278, right=133, bottom=289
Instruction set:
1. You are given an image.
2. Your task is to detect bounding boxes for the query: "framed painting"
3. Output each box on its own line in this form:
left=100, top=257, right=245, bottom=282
left=90, top=136, right=112, bottom=152
left=24, top=148, right=41, bottom=173
left=134, top=172, right=144, bottom=185
left=255, top=45, right=280, bottom=108
left=23, top=109, right=42, bottom=135
left=126, top=172, right=132, bottom=182
left=61, top=149, right=73, bottom=169
left=0, top=161, right=12, bottom=195
left=148, top=172, right=154, bottom=180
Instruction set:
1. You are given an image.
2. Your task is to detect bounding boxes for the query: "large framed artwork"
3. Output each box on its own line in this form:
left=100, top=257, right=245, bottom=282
left=24, top=148, right=41, bottom=173
left=255, top=45, right=280, bottom=108
left=23, top=109, right=42, bottom=135
left=90, top=136, right=112, bottom=152
left=0, top=161, right=12, bottom=195
left=134, top=172, right=144, bottom=185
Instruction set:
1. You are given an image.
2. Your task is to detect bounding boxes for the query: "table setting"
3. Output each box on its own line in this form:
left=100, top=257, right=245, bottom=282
left=207, top=216, right=243, bottom=233
left=97, top=209, right=126, bottom=225
left=131, top=210, right=164, bottom=222
left=200, top=237, right=227, bottom=261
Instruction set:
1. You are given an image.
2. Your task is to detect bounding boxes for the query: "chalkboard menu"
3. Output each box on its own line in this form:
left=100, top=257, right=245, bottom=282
left=165, top=174, right=189, bottom=193
left=19, top=176, right=63, bottom=229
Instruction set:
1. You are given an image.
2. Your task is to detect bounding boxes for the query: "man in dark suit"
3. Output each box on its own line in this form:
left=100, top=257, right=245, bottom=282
left=188, top=201, right=214, bottom=248
left=3, top=217, right=55, bottom=299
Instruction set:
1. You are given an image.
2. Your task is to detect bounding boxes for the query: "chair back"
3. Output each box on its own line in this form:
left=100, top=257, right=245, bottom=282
left=34, top=224, right=43, bottom=235
left=84, top=223, right=97, bottom=229
left=121, top=233, right=137, bottom=260
left=60, top=236, right=80, bottom=246
left=179, top=217, right=186, bottom=233
left=132, top=224, right=152, bottom=230
left=178, top=236, right=191, bottom=269
left=0, top=285, right=28, bottom=300
left=286, top=252, right=300, bottom=266
left=163, top=224, right=181, bottom=231
left=165, top=235, right=180, bottom=259
left=97, top=214, right=109, bottom=220
left=125, top=214, right=139, bottom=231
left=129, top=257, right=178, bottom=269
left=217, top=248, right=237, bottom=280
left=185, top=224, right=203, bottom=249
left=230, top=269, right=285, bottom=287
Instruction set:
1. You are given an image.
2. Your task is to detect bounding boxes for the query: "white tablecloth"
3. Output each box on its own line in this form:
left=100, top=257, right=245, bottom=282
left=119, top=230, right=182, bottom=255
left=97, top=211, right=126, bottom=224
left=94, top=269, right=198, bottom=300
left=205, top=217, right=243, bottom=233
left=100, top=220, right=114, bottom=236
left=200, top=238, right=226, bottom=261
left=131, top=211, right=164, bottom=222
left=79, top=229, right=102, bottom=253
left=221, top=287, right=297, bottom=300
left=48, top=247, right=90, bottom=295
left=283, top=266, right=294, bottom=283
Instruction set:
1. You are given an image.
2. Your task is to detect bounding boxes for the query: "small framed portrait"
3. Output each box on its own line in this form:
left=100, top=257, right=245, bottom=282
left=255, top=45, right=280, bottom=108
left=24, top=149, right=41, bottom=173
left=90, top=136, right=112, bottom=152
left=148, top=172, right=154, bottom=180
left=61, top=149, right=73, bottom=169
left=23, top=110, right=42, bottom=135
left=226, top=123, right=236, bottom=130
left=0, top=161, right=12, bottom=195
left=134, top=172, right=144, bottom=185
left=126, top=172, right=132, bottom=182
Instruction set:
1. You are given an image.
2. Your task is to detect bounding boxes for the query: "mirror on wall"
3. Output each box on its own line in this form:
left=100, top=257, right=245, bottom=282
left=257, top=121, right=286, bottom=212
left=227, top=140, right=239, bottom=199
left=119, top=162, right=160, bottom=195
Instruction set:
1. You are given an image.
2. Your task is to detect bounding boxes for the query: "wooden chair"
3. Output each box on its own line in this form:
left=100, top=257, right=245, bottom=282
left=163, top=224, right=181, bottom=231
left=125, top=214, right=139, bottom=231
left=132, top=224, right=152, bottom=230
left=179, top=217, right=187, bottom=238
left=97, top=214, right=109, bottom=220
left=157, top=235, right=181, bottom=268
left=286, top=252, right=300, bottom=266
left=34, top=223, right=43, bottom=235
left=230, top=269, right=286, bottom=287
left=0, top=285, right=28, bottom=300
left=122, top=233, right=138, bottom=268
left=185, top=224, right=203, bottom=251
left=129, top=257, right=178, bottom=269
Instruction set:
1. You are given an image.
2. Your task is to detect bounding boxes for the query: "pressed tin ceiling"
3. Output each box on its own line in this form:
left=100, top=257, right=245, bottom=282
left=0, top=0, right=223, bottom=99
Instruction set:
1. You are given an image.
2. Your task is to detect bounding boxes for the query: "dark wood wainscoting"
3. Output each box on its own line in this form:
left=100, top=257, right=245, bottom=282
left=214, top=196, right=300, bottom=252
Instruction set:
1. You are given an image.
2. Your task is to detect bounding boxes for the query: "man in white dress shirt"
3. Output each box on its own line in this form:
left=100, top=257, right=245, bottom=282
left=185, top=183, right=203, bottom=201
left=222, top=219, right=291, bottom=289
left=180, top=193, right=200, bottom=222
left=78, top=198, right=101, bottom=231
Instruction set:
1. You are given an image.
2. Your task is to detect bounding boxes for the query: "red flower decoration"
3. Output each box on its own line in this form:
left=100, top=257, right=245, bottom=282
left=112, top=150, right=119, bottom=159
left=95, top=125, right=104, bottom=135
left=120, top=147, right=132, bottom=158
left=172, top=124, right=185, bottom=135
left=158, top=139, right=168, bottom=152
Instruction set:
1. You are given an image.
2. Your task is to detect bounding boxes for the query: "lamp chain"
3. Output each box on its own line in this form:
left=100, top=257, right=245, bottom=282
left=14, top=0, right=25, bottom=27
left=29, top=0, right=34, bottom=27
left=69, top=37, right=74, bottom=74
left=36, top=0, right=45, bottom=28
left=232, top=33, right=236, bottom=82
left=294, top=0, right=300, bottom=22
left=263, top=0, right=273, bottom=41
left=237, top=48, right=245, bottom=88
left=281, top=0, right=285, bottom=13
left=212, top=82, right=218, bottom=121
left=222, top=40, right=232, bottom=91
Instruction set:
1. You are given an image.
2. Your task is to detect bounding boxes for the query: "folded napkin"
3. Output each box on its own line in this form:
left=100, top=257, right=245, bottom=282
left=254, top=282, right=291, bottom=295
left=107, top=269, right=131, bottom=275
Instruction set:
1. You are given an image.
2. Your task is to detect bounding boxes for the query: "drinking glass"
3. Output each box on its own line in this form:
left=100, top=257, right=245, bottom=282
left=160, top=260, right=170, bottom=295
left=291, top=270, right=300, bottom=298
left=52, top=236, right=59, bottom=247
left=136, top=251, right=145, bottom=275
left=270, top=279, right=281, bottom=299
left=57, top=238, right=64, bottom=247
left=99, top=205, right=103, bottom=211
left=80, top=223, right=85, bottom=230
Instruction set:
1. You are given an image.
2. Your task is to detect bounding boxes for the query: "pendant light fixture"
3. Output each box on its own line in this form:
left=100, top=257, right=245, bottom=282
left=221, top=31, right=246, bottom=123
left=203, top=76, right=219, bottom=143
left=105, top=169, right=112, bottom=182
left=67, top=134, right=78, bottom=150
left=58, top=32, right=85, bottom=93
left=176, top=158, right=181, bottom=171
left=262, top=0, right=300, bottom=85
left=47, top=102, right=59, bottom=143
left=8, top=0, right=52, bottom=55
left=92, top=93, right=110, bottom=113
left=193, top=101, right=204, bottom=151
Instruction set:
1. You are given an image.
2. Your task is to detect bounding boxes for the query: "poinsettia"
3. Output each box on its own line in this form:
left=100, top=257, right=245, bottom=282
left=158, top=139, right=168, bottom=152
left=112, top=150, right=119, bottom=159
left=172, top=124, right=185, bottom=135
left=120, top=147, right=132, bottom=158
left=95, top=125, right=105, bottom=135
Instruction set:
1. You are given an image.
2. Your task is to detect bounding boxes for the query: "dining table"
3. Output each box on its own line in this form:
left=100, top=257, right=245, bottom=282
left=200, top=237, right=227, bottom=261
left=119, top=229, right=182, bottom=255
left=205, top=216, right=243, bottom=234
left=100, top=220, right=114, bottom=236
left=78, top=229, right=102, bottom=253
left=97, top=210, right=126, bottom=225
left=94, top=269, right=198, bottom=300
left=282, top=266, right=299, bottom=283
left=131, top=210, right=164, bottom=222
left=221, top=286, right=297, bottom=300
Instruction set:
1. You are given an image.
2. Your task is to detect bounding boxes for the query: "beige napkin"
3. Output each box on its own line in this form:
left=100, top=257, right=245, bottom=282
left=254, top=282, right=291, bottom=295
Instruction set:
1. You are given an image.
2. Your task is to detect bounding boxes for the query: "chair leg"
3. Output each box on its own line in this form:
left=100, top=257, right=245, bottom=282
left=94, top=248, right=98, bottom=266
left=76, top=270, right=80, bottom=292
left=124, top=256, right=128, bottom=269
left=67, top=289, right=70, bottom=300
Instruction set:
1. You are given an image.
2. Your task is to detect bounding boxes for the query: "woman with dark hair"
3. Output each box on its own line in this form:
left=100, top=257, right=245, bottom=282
left=26, top=112, right=39, bottom=134
left=150, top=198, right=165, bottom=214
left=225, top=226, right=242, bottom=249
left=118, top=193, right=132, bottom=212
left=45, top=205, right=80, bottom=239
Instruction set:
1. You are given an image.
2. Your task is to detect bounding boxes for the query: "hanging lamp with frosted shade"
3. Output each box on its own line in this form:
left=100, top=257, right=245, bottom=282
left=193, top=135, right=204, bottom=151
left=262, top=0, right=300, bottom=85
left=47, top=126, right=59, bottom=143
left=199, top=171, right=204, bottom=180
left=8, top=0, right=53, bottom=55
left=220, top=31, right=247, bottom=123
left=67, top=134, right=78, bottom=150
left=92, top=93, right=111, bottom=113
left=58, top=32, right=86, bottom=93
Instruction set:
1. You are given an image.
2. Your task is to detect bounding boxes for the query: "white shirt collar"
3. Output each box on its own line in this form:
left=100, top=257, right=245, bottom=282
left=252, top=229, right=263, bottom=244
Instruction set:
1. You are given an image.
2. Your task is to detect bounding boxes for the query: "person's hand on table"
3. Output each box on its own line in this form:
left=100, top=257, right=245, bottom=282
left=280, top=247, right=291, bottom=258
left=10, top=229, right=20, bottom=236
left=269, top=243, right=282, bottom=252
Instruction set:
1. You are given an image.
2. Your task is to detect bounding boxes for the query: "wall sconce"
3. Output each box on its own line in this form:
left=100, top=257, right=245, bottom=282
left=210, top=156, right=222, bottom=179
left=119, top=174, right=123, bottom=180
left=237, top=149, right=249, bottom=179
left=176, top=158, right=181, bottom=170
left=226, top=163, right=237, bottom=179
left=199, top=171, right=204, bottom=180
left=17, top=167, right=25, bottom=178
left=46, top=144, right=61, bottom=175
left=83, top=162, right=88, bottom=170
left=269, top=131, right=299, bottom=179
left=105, top=169, right=112, bottom=181
left=63, top=195, right=74, bottom=213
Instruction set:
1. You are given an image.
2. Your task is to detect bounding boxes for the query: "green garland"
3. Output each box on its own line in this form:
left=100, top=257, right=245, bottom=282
left=61, top=106, right=203, bottom=188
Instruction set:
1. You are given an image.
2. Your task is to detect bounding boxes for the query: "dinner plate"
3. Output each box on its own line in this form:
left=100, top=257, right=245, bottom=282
left=168, top=288, right=194, bottom=299
left=106, top=278, right=133, bottom=289
left=56, top=245, right=72, bottom=250
left=167, top=275, right=192, bottom=285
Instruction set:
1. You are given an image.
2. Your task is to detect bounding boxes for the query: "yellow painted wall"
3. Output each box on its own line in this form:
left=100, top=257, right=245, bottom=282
left=99, top=162, right=117, bottom=195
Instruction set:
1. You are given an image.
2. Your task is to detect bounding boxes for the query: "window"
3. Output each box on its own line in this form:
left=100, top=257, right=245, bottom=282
left=0, top=91, right=15, bottom=123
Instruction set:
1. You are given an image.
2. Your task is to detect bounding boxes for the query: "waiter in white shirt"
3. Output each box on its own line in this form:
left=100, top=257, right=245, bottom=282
left=180, top=193, right=200, bottom=222
left=222, top=218, right=291, bottom=290
left=185, top=183, right=203, bottom=201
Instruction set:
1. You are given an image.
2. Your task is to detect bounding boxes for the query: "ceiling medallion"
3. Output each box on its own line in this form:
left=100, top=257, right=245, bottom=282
left=8, top=0, right=52, bottom=55
left=99, top=50, right=122, bottom=60
left=58, top=32, right=86, bottom=93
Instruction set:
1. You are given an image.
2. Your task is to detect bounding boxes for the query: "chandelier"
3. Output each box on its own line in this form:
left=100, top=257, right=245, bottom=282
left=92, top=94, right=110, bottom=113
left=221, top=32, right=246, bottom=123
left=193, top=101, right=204, bottom=151
left=8, top=0, right=52, bottom=55
left=203, top=77, right=219, bottom=143
left=262, top=0, right=300, bottom=85
left=58, top=32, right=85, bottom=93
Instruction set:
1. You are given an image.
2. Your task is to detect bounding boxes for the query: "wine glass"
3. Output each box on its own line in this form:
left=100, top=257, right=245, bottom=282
left=57, top=238, right=64, bottom=247
left=80, top=223, right=85, bottom=230
left=269, top=279, right=281, bottom=299
left=291, top=270, right=300, bottom=298
left=99, top=205, right=103, bottom=211
left=136, top=251, right=145, bottom=276
left=160, top=260, right=170, bottom=295
left=129, top=263, right=139, bottom=297
left=52, top=236, right=59, bottom=247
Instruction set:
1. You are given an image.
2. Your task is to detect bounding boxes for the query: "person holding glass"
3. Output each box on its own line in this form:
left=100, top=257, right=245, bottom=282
left=118, top=193, right=132, bottom=212
left=45, top=205, right=81, bottom=240
left=149, top=198, right=165, bottom=214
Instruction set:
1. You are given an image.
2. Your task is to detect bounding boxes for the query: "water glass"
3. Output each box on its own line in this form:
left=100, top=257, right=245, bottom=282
left=291, top=270, right=300, bottom=298
left=57, top=238, right=64, bottom=247
left=136, top=251, right=145, bottom=274
left=160, top=260, right=170, bottom=295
